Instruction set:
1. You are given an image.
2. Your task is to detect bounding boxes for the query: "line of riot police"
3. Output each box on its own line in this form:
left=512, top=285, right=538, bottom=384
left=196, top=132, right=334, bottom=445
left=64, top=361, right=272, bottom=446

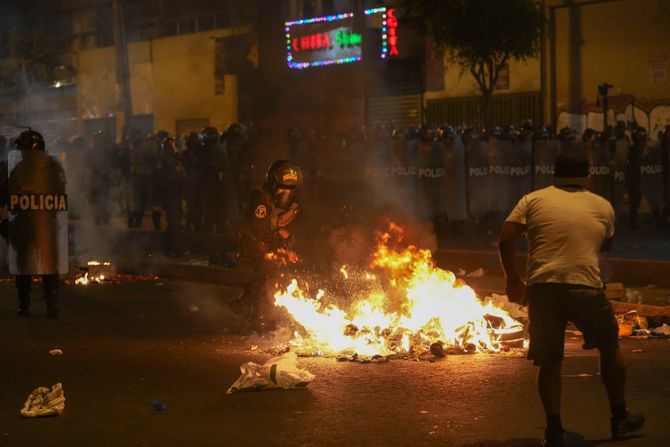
left=0, top=124, right=255, bottom=255
left=286, top=120, right=670, bottom=236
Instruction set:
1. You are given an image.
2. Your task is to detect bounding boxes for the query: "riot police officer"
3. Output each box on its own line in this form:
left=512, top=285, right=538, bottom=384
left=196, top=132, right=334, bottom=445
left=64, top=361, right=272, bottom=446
left=232, top=160, right=302, bottom=329
left=661, top=125, right=670, bottom=225
left=627, top=127, right=645, bottom=229
left=156, top=136, right=187, bottom=255
left=198, top=127, right=230, bottom=233
left=1, top=130, right=66, bottom=317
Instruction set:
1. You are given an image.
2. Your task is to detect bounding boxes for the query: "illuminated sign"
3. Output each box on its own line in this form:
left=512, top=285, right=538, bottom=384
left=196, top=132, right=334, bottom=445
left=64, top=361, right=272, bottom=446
left=383, top=8, right=399, bottom=58
left=285, top=7, right=399, bottom=69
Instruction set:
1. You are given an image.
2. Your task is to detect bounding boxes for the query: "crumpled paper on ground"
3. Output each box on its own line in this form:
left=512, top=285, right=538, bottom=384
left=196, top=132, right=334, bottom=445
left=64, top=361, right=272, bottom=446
left=227, top=351, right=315, bottom=394
left=652, top=324, right=670, bottom=336
left=20, top=383, right=65, bottom=417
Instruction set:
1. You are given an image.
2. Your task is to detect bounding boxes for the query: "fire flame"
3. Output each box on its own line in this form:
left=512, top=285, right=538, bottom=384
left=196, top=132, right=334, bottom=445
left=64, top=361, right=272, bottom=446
left=274, top=224, right=522, bottom=357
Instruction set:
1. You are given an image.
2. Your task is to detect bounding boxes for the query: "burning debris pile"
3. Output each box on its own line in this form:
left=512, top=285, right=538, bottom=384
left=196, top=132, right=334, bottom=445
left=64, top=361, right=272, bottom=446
left=67, top=261, right=159, bottom=285
left=273, top=223, right=524, bottom=360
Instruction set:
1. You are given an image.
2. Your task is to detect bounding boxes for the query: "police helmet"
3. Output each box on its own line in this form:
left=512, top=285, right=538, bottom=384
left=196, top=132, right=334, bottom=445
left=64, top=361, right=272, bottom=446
left=558, top=127, right=577, bottom=142
left=15, top=129, right=45, bottom=151
left=520, top=119, right=535, bottom=133
left=533, top=127, right=549, bottom=140
left=200, top=127, right=220, bottom=147
left=266, top=160, right=303, bottom=193
left=582, top=128, right=599, bottom=142
left=154, top=130, right=170, bottom=143
left=503, top=125, right=518, bottom=140
left=418, top=124, right=434, bottom=143
left=632, top=126, right=647, bottom=144
left=436, top=125, right=455, bottom=141
left=162, top=136, right=178, bottom=154
left=484, top=126, right=502, bottom=140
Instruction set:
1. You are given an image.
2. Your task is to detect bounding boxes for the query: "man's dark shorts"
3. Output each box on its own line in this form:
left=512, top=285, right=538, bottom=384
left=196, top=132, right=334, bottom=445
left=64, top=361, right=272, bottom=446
left=527, top=282, right=619, bottom=366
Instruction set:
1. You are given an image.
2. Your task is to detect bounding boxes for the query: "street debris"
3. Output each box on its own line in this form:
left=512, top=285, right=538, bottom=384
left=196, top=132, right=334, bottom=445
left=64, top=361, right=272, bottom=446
left=48, top=349, right=63, bottom=356
left=652, top=324, right=670, bottom=336
left=227, top=351, right=315, bottom=394
left=187, top=304, right=199, bottom=313
left=20, top=383, right=65, bottom=417
left=152, top=400, right=167, bottom=411
left=465, top=267, right=485, bottom=278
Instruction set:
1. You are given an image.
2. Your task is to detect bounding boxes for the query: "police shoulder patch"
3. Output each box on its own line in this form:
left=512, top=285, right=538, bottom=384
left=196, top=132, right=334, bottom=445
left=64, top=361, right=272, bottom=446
left=254, top=204, right=267, bottom=219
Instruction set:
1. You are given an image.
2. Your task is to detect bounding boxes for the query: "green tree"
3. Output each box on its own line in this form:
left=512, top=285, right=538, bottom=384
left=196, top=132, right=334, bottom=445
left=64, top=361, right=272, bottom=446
left=1, top=29, right=61, bottom=96
left=398, top=0, right=544, bottom=126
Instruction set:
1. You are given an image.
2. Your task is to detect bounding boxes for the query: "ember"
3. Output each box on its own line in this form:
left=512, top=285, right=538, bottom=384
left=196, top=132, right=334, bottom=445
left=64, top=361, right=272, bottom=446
left=68, top=260, right=159, bottom=285
left=274, top=223, right=523, bottom=358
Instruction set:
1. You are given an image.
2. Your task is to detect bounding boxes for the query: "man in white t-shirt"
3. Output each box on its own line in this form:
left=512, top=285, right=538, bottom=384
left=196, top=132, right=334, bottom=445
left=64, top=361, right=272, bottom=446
left=498, top=147, right=644, bottom=447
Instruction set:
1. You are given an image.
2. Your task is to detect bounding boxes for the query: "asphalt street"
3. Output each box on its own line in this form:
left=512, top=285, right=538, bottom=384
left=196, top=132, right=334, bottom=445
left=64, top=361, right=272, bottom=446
left=0, top=279, right=668, bottom=447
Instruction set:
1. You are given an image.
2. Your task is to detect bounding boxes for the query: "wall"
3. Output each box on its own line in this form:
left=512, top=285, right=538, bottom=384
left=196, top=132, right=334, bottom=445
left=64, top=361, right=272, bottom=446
left=424, top=56, right=541, bottom=102
left=548, top=0, right=670, bottom=135
left=75, top=26, right=250, bottom=136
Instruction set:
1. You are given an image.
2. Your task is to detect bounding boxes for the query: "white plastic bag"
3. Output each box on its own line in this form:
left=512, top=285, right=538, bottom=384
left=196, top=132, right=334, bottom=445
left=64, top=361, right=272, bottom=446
left=20, top=383, right=65, bottom=417
left=227, top=351, right=315, bottom=394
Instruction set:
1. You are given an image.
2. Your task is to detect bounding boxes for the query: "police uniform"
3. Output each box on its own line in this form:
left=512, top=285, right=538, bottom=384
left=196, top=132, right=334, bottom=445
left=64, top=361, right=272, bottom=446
left=233, top=161, right=302, bottom=328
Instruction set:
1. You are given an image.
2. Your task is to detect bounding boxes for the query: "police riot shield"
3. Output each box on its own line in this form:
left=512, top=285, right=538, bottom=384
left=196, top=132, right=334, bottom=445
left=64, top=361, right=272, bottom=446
left=443, top=135, right=468, bottom=222
left=487, top=137, right=511, bottom=215
left=587, top=140, right=612, bottom=201
left=611, top=138, right=630, bottom=214
left=344, top=137, right=368, bottom=218
left=364, top=134, right=393, bottom=209
left=8, top=150, right=68, bottom=274
left=532, top=139, right=560, bottom=190
left=640, top=143, right=665, bottom=216
left=466, top=136, right=490, bottom=218
left=416, top=141, right=445, bottom=220
left=508, top=138, right=532, bottom=207
left=402, top=135, right=420, bottom=216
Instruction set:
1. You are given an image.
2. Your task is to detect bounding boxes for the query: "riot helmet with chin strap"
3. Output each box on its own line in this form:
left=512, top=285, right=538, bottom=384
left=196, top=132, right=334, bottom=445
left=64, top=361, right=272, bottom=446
left=15, top=129, right=45, bottom=151
left=266, top=160, right=302, bottom=209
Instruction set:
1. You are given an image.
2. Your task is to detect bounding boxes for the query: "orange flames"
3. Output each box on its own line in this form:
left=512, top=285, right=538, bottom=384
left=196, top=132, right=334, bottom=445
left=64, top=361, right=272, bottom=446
left=274, top=223, right=522, bottom=357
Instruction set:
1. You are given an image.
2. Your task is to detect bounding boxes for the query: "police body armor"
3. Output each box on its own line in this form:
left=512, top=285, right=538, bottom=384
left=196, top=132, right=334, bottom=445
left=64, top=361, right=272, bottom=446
left=640, top=143, right=664, bottom=213
left=487, top=136, right=511, bottom=215
left=508, top=138, right=532, bottom=208
left=532, top=139, right=560, bottom=190
left=7, top=150, right=68, bottom=274
left=443, top=135, right=468, bottom=222
left=416, top=140, right=445, bottom=220
left=587, top=140, right=612, bottom=200
left=466, top=136, right=491, bottom=217
left=611, top=137, right=630, bottom=213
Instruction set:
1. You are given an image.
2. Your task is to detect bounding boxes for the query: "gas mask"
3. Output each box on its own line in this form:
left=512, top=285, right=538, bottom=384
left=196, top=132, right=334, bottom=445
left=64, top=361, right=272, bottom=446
left=273, top=187, right=296, bottom=210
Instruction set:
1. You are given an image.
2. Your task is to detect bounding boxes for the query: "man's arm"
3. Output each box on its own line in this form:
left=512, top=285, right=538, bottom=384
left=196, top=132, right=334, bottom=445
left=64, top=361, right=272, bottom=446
left=498, top=221, right=527, bottom=304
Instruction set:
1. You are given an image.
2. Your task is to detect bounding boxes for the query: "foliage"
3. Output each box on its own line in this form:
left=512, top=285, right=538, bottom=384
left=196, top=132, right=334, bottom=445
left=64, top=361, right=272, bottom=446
left=1, top=29, right=62, bottom=94
left=397, top=0, right=545, bottom=124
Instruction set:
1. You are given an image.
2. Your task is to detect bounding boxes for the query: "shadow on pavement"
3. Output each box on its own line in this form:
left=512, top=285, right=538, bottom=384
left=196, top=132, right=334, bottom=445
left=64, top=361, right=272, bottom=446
left=458, top=431, right=645, bottom=446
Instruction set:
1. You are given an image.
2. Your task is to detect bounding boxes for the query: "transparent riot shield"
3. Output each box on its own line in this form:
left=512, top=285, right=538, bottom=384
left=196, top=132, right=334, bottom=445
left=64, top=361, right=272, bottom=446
left=508, top=138, right=532, bottom=207
left=587, top=140, right=612, bottom=201
left=7, top=150, right=68, bottom=274
left=416, top=140, right=445, bottom=221
left=640, top=143, right=665, bottom=220
left=611, top=138, right=630, bottom=214
left=466, top=137, right=491, bottom=219
left=443, top=135, right=468, bottom=222
left=487, top=136, right=511, bottom=216
left=532, top=139, right=560, bottom=190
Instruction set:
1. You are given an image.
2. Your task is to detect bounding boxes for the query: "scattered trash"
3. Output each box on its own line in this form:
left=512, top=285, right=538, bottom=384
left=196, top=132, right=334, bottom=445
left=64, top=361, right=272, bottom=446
left=465, top=268, right=485, bottom=278
left=155, top=282, right=164, bottom=287
left=187, top=304, right=199, bottom=313
left=186, top=259, right=209, bottom=267
left=20, top=383, right=65, bottom=417
left=419, top=410, right=429, bottom=414
left=152, top=400, right=167, bottom=411
left=624, top=290, right=643, bottom=304
left=631, top=349, right=644, bottom=353
left=227, top=351, right=315, bottom=394
left=430, top=342, right=445, bottom=357
left=48, top=349, right=63, bottom=356
left=652, top=324, right=670, bottom=336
